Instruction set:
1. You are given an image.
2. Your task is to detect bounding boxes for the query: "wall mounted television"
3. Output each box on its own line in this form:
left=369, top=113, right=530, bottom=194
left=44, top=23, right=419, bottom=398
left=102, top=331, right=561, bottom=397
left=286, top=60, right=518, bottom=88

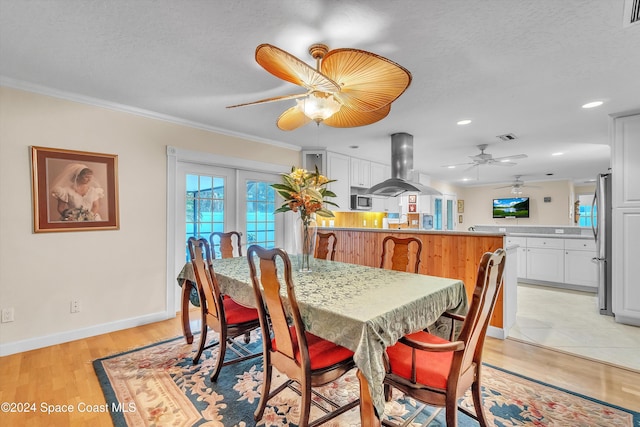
left=493, top=197, right=530, bottom=218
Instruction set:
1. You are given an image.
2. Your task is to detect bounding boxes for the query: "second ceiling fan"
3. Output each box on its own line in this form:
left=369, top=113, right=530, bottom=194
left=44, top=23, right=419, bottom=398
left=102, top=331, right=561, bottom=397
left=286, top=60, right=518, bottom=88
left=444, top=144, right=528, bottom=171
left=227, top=43, right=412, bottom=131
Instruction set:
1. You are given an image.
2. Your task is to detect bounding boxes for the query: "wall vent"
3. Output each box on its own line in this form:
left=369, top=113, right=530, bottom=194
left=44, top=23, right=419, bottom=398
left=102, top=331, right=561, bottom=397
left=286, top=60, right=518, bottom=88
left=496, top=133, right=517, bottom=141
left=623, top=0, right=640, bottom=28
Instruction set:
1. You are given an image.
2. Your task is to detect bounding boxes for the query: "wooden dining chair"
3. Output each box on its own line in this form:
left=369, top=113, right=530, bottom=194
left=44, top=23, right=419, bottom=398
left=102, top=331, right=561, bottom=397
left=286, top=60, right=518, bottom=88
left=187, top=237, right=261, bottom=380
left=315, top=231, right=338, bottom=260
left=247, top=245, right=360, bottom=427
left=380, top=235, right=423, bottom=273
left=209, top=231, right=243, bottom=259
left=380, top=248, right=507, bottom=427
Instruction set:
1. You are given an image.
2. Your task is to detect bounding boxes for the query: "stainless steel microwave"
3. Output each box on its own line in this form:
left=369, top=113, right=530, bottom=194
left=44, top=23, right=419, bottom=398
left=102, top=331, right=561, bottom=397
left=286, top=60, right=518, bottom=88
left=351, top=194, right=372, bottom=210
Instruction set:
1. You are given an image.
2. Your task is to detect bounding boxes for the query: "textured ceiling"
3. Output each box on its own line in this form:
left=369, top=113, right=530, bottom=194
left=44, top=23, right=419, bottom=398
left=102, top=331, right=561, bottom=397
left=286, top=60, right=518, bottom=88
left=1, top=0, right=639, bottom=187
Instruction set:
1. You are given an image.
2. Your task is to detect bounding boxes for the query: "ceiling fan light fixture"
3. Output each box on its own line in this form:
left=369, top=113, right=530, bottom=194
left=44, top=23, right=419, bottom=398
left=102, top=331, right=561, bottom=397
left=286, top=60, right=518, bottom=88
left=296, top=91, right=341, bottom=123
left=511, top=186, right=523, bottom=195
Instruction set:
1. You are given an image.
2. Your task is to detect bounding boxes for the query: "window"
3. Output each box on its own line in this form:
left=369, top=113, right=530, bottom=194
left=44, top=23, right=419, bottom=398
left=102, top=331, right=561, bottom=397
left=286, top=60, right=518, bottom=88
left=577, top=194, right=595, bottom=228
left=245, top=179, right=276, bottom=249
left=185, top=174, right=225, bottom=253
left=434, top=198, right=443, bottom=230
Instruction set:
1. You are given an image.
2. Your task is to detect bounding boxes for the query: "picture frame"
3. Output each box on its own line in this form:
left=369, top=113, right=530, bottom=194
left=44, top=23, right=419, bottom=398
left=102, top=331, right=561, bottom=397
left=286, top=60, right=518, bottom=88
left=408, top=194, right=417, bottom=203
left=459, top=214, right=464, bottom=223
left=408, top=203, right=417, bottom=212
left=31, top=146, right=119, bottom=233
left=457, top=199, right=464, bottom=213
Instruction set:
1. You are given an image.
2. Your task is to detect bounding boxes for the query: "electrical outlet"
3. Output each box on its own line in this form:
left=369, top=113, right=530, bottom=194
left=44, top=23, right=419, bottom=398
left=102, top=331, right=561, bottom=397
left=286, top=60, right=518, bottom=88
left=70, top=300, right=80, bottom=313
left=499, top=228, right=506, bottom=232
left=555, top=229, right=564, bottom=234
left=1, top=308, right=15, bottom=323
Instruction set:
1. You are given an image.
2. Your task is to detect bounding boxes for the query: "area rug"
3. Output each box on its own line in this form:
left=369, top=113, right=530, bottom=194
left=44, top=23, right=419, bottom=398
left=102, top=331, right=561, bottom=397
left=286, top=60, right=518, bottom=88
left=94, top=331, right=640, bottom=426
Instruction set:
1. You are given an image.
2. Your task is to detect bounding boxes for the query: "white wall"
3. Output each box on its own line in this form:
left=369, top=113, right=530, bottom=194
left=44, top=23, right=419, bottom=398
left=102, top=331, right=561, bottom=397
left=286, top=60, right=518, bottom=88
left=0, top=86, right=299, bottom=355
left=458, top=179, right=578, bottom=228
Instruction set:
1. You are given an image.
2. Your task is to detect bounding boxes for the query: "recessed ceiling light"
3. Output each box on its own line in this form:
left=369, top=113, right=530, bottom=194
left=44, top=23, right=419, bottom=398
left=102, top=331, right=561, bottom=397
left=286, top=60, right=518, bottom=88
left=448, top=165, right=456, bottom=169
left=457, top=119, right=472, bottom=125
left=582, top=101, right=603, bottom=109
left=552, top=152, right=563, bottom=156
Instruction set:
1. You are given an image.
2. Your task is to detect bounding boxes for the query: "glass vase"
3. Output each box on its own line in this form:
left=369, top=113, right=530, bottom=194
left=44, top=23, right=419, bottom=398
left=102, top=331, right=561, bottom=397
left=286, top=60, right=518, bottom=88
left=294, top=216, right=318, bottom=272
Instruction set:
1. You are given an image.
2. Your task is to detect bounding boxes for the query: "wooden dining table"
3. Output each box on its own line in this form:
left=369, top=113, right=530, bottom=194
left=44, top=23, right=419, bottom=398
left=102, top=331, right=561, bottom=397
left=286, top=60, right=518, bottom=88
left=177, top=256, right=468, bottom=422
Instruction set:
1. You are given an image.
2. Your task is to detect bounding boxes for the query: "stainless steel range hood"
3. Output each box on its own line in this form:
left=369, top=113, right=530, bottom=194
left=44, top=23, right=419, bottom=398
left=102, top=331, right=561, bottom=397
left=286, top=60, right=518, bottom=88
left=366, top=132, right=442, bottom=197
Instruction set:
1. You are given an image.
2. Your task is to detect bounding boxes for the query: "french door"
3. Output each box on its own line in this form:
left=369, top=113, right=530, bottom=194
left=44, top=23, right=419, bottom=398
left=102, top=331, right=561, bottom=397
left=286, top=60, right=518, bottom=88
left=177, top=163, right=282, bottom=261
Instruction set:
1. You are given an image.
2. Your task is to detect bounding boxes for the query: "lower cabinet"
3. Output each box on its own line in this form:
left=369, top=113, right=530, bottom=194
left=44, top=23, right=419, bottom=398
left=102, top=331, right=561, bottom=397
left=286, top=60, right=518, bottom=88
left=507, top=235, right=597, bottom=290
left=564, top=239, right=598, bottom=288
left=527, top=247, right=564, bottom=283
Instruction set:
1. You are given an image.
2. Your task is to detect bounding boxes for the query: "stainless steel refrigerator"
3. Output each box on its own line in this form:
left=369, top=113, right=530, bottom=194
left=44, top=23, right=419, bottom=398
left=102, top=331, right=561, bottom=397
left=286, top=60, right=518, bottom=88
left=592, top=173, right=613, bottom=316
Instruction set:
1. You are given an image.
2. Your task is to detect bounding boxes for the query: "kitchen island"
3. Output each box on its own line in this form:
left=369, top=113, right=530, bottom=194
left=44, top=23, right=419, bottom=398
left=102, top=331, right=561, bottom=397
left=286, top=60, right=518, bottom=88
left=320, top=227, right=515, bottom=338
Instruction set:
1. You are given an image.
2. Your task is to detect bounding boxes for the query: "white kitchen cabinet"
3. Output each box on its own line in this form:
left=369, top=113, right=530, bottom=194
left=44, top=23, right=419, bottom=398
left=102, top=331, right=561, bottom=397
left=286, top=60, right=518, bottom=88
left=506, top=236, right=527, bottom=278
left=326, top=152, right=351, bottom=212
left=370, top=162, right=390, bottom=212
left=350, top=157, right=371, bottom=188
left=611, top=111, right=640, bottom=326
left=564, top=239, right=598, bottom=288
left=525, top=237, right=564, bottom=283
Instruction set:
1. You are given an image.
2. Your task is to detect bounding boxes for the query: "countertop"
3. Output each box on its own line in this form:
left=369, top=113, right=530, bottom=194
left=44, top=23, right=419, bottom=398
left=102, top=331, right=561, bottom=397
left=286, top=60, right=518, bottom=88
left=320, top=227, right=505, bottom=237
left=508, top=232, right=594, bottom=240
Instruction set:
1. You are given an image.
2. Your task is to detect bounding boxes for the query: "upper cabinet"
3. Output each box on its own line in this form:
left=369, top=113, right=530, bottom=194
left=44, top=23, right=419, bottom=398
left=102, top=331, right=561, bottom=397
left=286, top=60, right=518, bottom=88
left=326, top=152, right=351, bottom=212
left=612, top=112, right=640, bottom=208
left=302, top=149, right=391, bottom=212
left=350, top=158, right=371, bottom=188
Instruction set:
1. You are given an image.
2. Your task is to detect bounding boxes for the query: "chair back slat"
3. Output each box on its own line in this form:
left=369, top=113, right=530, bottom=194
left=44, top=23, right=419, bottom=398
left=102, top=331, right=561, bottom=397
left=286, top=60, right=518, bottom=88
left=259, top=256, right=296, bottom=359
left=315, top=231, right=337, bottom=260
left=248, top=246, right=307, bottom=363
left=210, top=231, right=243, bottom=258
left=380, top=236, right=423, bottom=273
left=187, top=237, right=222, bottom=323
left=455, top=249, right=506, bottom=374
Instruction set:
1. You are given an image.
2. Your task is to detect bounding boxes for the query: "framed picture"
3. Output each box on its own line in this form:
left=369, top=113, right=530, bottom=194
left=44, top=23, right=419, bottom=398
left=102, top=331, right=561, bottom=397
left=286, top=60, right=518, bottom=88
left=408, top=203, right=417, bottom=212
left=408, top=194, right=417, bottom=203
left=459, top=214, right=464, bottom=223
left=457, top=199, right=464, bottom=213
left=31, top=146, right=119, bottom=233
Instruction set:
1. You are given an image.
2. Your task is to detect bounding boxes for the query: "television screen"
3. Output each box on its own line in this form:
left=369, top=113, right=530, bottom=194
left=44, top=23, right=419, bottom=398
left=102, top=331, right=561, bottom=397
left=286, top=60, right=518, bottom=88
left=493, top=197, right=530, bottom=218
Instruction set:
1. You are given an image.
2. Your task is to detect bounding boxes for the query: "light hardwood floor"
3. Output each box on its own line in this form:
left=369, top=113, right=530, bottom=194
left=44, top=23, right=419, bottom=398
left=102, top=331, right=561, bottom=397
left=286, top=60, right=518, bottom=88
left=1, top=311, right=639, bottom=426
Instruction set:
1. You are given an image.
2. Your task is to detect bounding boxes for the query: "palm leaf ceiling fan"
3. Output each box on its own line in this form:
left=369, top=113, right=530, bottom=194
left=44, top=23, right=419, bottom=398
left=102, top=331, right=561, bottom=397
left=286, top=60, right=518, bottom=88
left=226, top=43, right=412, bottom=131
left=444, top=144, right=528, bottom=171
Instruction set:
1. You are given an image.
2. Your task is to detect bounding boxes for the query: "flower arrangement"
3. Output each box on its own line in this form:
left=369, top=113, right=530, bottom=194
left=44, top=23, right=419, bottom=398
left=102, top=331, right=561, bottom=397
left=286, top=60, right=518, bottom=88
left=271, top=166, right=338, bottom=225
left=271, top=166, right=338, bottom=272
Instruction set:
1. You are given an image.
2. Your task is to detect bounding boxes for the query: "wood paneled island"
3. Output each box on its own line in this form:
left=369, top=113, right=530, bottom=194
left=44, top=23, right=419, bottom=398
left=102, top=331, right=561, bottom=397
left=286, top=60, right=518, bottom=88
left=322, top=227, right=514, bottom=337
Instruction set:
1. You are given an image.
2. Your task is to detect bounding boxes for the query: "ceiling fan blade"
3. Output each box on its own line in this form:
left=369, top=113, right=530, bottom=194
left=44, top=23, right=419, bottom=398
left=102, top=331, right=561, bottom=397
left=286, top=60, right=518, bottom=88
left=441, top=161, right=475, bottom=168
left=493, top=154, right=528, bottom=161
left=321, top=48, right=412, bottom=112
left=255, top=44, right=340, bottom=92
left=494, top=185, right=514, bottom=189
left=276, top=106, right=312, bottom=131
left=464, top=164, right=479, bottom=172
left=226, top=92, right=310, bottom=109
left=490, top=161, right=518, bottom=166
left=323, top=104, right=391, bottom=128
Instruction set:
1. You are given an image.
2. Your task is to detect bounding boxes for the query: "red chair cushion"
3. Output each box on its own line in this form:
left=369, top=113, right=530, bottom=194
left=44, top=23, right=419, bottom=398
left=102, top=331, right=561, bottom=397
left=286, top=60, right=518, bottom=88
left=386, top=331, right=454, bottom=389
left=272, top=327, right=354, bottom=370
left=223, top=297, right=259, bottom=324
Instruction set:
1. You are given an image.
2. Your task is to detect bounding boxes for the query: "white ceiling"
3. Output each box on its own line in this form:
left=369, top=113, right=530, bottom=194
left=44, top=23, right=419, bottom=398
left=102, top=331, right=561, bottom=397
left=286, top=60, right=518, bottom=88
left=1, top=0, right=639, bottom=187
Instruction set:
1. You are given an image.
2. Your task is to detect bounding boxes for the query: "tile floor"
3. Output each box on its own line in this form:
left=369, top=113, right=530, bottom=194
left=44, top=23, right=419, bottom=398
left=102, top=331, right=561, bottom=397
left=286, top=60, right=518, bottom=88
left=508, top=283, right=640, bottom=372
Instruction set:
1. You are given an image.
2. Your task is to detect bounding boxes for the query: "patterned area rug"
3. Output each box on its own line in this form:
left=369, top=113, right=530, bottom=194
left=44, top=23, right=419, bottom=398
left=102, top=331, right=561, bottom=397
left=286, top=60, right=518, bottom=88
left=94, top=331, right=639, bottom=426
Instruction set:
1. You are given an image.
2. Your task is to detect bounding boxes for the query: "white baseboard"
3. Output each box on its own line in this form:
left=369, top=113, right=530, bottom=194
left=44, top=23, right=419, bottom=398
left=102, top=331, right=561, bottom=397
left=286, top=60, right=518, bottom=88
left=487, top=325, right=507, bottom=339
left=0, top=310, right=174, bottom=357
